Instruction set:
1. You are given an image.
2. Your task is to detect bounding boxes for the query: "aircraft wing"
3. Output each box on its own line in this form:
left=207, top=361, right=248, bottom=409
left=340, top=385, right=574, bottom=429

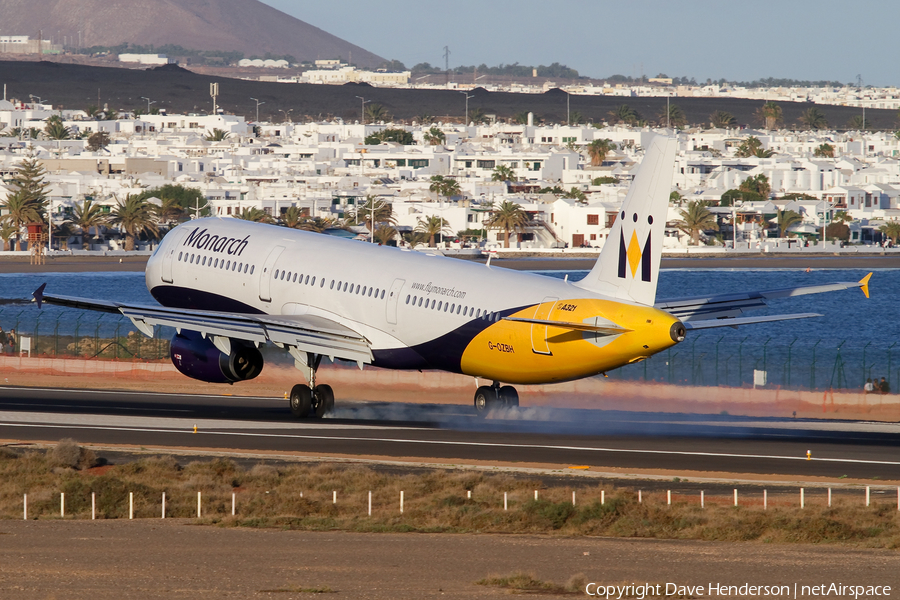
left=32, top=284, right=373, bottom=364
left=654, top=273, right=871, bottom=323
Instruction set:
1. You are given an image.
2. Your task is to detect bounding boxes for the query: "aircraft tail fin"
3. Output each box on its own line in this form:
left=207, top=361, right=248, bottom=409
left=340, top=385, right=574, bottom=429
left=574, top=135, right=677, bottom=305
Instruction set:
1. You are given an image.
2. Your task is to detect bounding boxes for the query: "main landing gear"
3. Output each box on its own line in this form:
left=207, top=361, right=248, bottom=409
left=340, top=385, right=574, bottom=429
left=289, top=353, right=335, bottom=418
left=473, top=381, right=519, bottom=416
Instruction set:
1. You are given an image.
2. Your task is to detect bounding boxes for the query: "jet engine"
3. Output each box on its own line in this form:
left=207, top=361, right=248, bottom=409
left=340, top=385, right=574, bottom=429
left=169, top=330, right=263, bottom=384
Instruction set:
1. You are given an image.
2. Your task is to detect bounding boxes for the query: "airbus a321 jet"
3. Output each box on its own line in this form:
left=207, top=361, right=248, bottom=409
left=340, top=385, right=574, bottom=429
left=33, top=136, right=871, bottom=418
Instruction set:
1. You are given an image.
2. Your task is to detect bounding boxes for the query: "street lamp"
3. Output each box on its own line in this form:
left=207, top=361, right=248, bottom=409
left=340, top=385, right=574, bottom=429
left=250, top=97, right=265, bottom=123
left=460, top=91, right=474, bottom=125
left=278, top=109, right=293, bottom=124
left=140, top=97, right=155, bottom=113
left=356, top=96, right=370, bottom=124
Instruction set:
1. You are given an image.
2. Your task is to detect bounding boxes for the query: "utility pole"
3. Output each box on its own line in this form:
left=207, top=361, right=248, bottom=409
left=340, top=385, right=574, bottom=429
left=356, top=96, right=370, bottom=124
left=210, top=82, right=219, bottom=115
left=460, top=91, right=473, bottom=125
left=443, top=46, right=451, bottom=85
left=250, top=97, right=264, bottom=122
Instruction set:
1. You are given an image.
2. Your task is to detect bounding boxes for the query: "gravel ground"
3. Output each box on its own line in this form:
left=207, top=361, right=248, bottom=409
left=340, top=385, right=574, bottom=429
left=0, top=520, right=897, bottom=599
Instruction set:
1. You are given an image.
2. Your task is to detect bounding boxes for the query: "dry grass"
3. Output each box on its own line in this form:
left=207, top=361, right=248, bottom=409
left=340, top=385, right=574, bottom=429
left=2, top=442, right=900, bottom=547
left=476, top=572, right=582, bottom=595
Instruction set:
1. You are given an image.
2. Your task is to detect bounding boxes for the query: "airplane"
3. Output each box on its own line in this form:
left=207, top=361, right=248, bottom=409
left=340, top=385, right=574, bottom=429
left=33, top=136, right=871, bottom=418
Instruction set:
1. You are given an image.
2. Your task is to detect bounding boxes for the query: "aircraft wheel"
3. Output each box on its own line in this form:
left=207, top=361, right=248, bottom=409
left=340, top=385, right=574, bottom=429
left=289, top=384, right=312, bottom=418
left=314, top=384, right=335, bottom=418
left=474, top=385, right=499, bottom=416
left=499, top=386, right=519, bottom=408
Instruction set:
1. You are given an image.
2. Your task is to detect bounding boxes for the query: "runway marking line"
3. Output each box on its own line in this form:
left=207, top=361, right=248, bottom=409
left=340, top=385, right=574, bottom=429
left=2, top=421, right=900, bottom=467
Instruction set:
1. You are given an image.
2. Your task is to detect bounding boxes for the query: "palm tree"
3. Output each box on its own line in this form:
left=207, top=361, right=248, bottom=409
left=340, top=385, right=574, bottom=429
left=658, top=103, right=686, bottom=128
left=774, top=209, right=803, bottom=238
left=52, top=221, right=77, bottom=250
left=108, top=194, right=159, bottom=251
left=739, top=174, right=771, bottom=198
left=798, top=107, right=828, bottom=130
left=415, top=215, right=451, bottom=247
left=879, top=222, right=900, bottom=244
left=280, top=206, right=304, bottom=229
left=846, top=115, right=870, bottom=130
left=586, top=139, right=614, bottom=166
left=608, top=104, right=639, bottom=125
left=735, top=136, right=774, bottom=158
left=813, top=143, right=835, bottom=158
left=415, top=112, right=434, bottom=124
left=428, top=175, right=461, bottom=202
left=204, top=128, right=231, bottom=141
left=491, top=165, right=516, bottom=183
left=233, top=207, right=272, bottom=223
left=402, top=230, right=429, bottom=248
left=2, top=154, right=49, bottom=250
left=563, top=187, right=587, bottom=203
left=364, top=103, right=389, bottom=123
left=87, top=131, right=111, bottom=151
left=350, top=196, right=396, bottom=233
left=485, top=201, right=531, bottom=248
left=512, top=112, right=530, bottom=125
left=0, top=223, right=17, bottom=251
left=755, top=101, right=783, bottom=130
left=44, top=115, right=71, bottom=140
left=423, top=126, right=445, bottom=145
left=709, top=110, right=736, bottom=128
left=298, top=217, right=335, bottom=233
left=675, top=200, right=718, bottom=245
left=373, top=224, right=396, bottom=245
left=567, top=111, right=583, bottom=125
left=155, top=196, right=187, bottom=229
left=467, top=108, right=487, bottom=125
left=72, top=198, right=107, bottom=250
left=1, top=193, right=42, bottom=251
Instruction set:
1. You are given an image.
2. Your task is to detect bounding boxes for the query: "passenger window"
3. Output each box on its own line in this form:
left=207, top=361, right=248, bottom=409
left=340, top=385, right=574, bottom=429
left=214, top=258, right=218, bottom=268
left=306, top=275, right=311, bottom=285
left=356, top=285, right=361, bottom=294
left=450, top=303, right=455, bottom=312
left=368, top=288, right=373, bottom=297
left=274, top=269, right=279, bottom=279
left=437, top=301, right=442, bottom=311
left=381, top=290, right=385, bottom=300
left=318, top=278, right=323, bottom=287
left=406, top=295, right=410, bottom=304
left=431, top=300, right=436, bottom=309
left=331, top=280, right=335, bottom=289
left=418, top=298, right=423, bottom=307
left=476, top=309, right=481, bottom=318
left=362, top=286, right=367, bottom=296
left=457, top=305, right=461, bottom=314
left=249, top=265, right=253, bottom=274
left=201, top=256, right=206, bottom=266
left=343, top=283, right=349, bottom=292
left=178, top=252, right=183, bottom=260
left=293, top=273, right=297, bottom=283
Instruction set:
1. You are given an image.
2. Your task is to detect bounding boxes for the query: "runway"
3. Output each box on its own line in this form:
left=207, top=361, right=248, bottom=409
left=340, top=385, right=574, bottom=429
left=1, top=385, right=900, bottom=480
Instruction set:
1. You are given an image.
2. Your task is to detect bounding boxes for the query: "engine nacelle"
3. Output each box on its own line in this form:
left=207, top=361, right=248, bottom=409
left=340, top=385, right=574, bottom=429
left=170, top=330, right=263, bottom=384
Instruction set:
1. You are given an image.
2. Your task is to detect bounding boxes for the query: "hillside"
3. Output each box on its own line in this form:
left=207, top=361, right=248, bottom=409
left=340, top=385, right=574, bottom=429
left=0, top=0, right=383, bottom=67
left=0, top=61, right=896, bottom=132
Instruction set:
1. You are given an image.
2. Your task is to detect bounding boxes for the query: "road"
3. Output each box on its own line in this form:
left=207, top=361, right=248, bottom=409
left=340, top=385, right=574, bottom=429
left=1, top=386, right=899, bottom=481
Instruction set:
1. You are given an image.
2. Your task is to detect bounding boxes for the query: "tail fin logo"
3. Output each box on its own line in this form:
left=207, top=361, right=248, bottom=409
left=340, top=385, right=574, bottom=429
left=617, top=221, right=652, bottom=282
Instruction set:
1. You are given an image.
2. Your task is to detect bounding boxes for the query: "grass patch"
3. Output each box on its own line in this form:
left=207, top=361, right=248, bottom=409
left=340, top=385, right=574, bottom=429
left=476, top=572, right=582, bottom=595
left=2, top=442, right=900, bottom=546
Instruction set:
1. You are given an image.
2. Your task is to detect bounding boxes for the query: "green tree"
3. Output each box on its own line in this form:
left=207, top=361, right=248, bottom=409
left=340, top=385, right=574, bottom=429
left=658, top=103, right=686, bottom=128
left=586, top=138, right=614, bottom=166
left=485, top=200, right=531, bottom=248
left=774, top=209, right=803, bottom=237
left=608, top=104, right=640, bottom=125
left=491, top=165, right=516, bottom=183
left=87, top=131, right=111, bottom=152
left=44, top=115, right=71, bottom=140
left=137, top=184, right=208, bottom=217
left=415, top=112, right=434, bottom=124
left=2, top=154, right=49, bottom=250
left=348, top=196, right=396, bottom=233
left=739, top=174, right=771, bottom=198
left=108, top=194, right=160, bottom=251
left=204, top=128, right=231, bottom=141
left=467, top=108, right=487, bottom=125
left=735, top=136, right=774, bottom=158
left=879, top=222, right=900, bottom=244
left=592, top=176, right=618, bottom=185
left=755, top=101, right=783, bottom=129
left=562, top=187, right=587, bottom=202
left=798, top=107, right=828, bottom=130
left=512, top=112, right=530, bottom=125
left=364, top=103, right=389, bottom=123
left=280, top=206, right=304, bottom=229
left=846, top=115, right=870, bottom=130
left=373, top=224, right=396, bottom=245
left=84, top=105, right=100, bottom=119
left=675, top=200, right=718, bottom=245
left=710, top=110, right=736, bottom=128
left=567, top=111, right=583, bottom=125
left=423, top=126, right=445, bottom=145
left=428, top=175, right=461, bottom=201
left=415, top=215, right=451, bottom=247
left=364, top=128, right=414, bottom=145
left=298, top=217, right=336, bottom=233
left=402, top=230, right=429, bottom=247
left=72, top=198, right=106, bottom=250
left=669, top=190, right=683, bottom=205
left=155, top=197, right=187, bottom=228
left=233, top=207, right=273, bottom=223
left=813, top=143, right=835, bottom=158
left=720, top=189, right=763, bottom=206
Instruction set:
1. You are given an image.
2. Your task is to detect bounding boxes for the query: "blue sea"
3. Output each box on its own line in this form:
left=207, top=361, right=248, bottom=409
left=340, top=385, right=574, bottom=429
left=0, top=267, right=893, bottom=390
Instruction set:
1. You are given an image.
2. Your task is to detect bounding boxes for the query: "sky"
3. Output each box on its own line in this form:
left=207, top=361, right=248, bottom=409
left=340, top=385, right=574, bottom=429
left=261, top=0, right=897, bottom=86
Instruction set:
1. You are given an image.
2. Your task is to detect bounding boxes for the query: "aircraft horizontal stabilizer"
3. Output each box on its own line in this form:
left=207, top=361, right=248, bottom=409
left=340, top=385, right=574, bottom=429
left=682, top=313, right=821, bottom=330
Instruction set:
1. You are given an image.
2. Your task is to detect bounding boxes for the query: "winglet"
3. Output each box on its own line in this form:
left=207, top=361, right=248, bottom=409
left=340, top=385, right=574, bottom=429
left=33, top=283, right=47, bottom=309
left=859, top=272, right=872, bottom=299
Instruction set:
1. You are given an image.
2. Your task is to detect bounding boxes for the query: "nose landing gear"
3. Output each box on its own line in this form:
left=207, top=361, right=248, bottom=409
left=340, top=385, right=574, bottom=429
left=474, top=381, right=519, bottom=416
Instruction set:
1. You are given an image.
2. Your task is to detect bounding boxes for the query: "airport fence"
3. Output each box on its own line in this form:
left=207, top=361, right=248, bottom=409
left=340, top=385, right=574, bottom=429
left=0, top=308, right=893, bottom=393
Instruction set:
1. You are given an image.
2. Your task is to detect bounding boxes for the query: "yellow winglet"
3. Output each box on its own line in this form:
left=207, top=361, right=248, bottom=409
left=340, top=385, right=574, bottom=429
left=859, top=272, right=872, bottom=299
